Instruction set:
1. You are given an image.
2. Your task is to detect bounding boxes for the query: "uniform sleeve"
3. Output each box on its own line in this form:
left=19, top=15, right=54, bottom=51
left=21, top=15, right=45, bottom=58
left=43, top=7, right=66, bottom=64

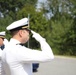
left=16, top=40, right=54, bottom=63
left=0, top=49, right=2, bottom=59
left=3, top=39, right=8, bottom=47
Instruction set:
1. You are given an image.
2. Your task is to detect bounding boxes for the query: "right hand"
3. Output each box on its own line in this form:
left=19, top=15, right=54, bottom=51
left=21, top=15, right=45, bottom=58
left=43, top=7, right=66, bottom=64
left=31, top=30, right=45, bottom=42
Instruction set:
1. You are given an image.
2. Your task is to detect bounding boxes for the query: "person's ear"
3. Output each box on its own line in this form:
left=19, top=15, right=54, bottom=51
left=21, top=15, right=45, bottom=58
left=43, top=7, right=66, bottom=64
left=19, top=30, right=23, bottom=37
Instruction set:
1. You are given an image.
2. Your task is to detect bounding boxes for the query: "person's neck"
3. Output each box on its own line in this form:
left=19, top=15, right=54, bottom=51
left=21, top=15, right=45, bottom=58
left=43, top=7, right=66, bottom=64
left=12, top=36, right=22, bottom=44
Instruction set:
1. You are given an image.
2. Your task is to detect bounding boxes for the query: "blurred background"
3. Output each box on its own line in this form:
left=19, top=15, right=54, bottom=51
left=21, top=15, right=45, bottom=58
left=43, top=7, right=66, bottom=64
left=0, top=0, right=76, bottom=56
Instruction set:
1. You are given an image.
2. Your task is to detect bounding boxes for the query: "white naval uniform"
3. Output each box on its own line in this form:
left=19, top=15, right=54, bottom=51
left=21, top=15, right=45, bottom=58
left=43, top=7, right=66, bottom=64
left=2, top=38, right=54, bottom=75
left=0, top=39, right=8, bottom=75
left=0, top=48, right=2, bottom=75
left=0, top=48, right=2, bottom=59
left=0, top=48, right=5, bottom=75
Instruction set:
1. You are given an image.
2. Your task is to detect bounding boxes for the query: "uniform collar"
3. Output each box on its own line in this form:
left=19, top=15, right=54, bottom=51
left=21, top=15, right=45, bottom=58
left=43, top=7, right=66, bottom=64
left=10, top=38, right=21, bottom=45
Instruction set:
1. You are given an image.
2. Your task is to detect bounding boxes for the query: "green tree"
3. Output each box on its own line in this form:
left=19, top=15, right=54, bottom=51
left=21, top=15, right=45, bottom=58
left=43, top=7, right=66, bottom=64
left=0, top=16, right=13, bottom=39
left=0, top=0, right=37, bottom=20
left=42, top=0, right=76, bottom=56
left=48, top=15, right=73, bottom=55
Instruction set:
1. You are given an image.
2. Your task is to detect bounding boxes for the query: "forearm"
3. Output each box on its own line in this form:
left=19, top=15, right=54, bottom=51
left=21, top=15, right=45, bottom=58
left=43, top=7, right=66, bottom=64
left=40, top=40, right=54, bottom=60
left=31, top=30, right=54, bottom=60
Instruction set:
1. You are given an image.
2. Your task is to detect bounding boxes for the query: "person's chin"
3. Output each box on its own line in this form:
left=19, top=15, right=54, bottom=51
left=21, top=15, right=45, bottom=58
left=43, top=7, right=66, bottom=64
left=25, top=39, right=29, bottom=43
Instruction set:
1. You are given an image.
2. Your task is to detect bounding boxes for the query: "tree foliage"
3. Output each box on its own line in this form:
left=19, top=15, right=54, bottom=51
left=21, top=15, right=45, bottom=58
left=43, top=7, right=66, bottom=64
left=0, top=0, right=37, bottom=19
left=46, top=0, right=76, bottom=55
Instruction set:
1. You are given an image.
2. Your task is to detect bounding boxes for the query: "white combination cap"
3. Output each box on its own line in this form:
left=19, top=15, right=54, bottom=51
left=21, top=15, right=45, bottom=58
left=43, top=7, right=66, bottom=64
left=0, top=31, right=5, bottom=38
left=6, top=18, right=29, bottom=30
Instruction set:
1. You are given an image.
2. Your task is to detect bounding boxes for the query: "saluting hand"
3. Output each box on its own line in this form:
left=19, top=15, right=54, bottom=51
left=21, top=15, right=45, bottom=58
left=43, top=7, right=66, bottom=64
left=31, top=30, right=45, bottom=42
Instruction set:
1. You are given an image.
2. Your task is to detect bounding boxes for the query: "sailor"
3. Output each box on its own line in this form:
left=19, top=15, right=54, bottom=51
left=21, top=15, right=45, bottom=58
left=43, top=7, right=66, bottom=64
left=2, top=18, right=54, bottom=75
left=0, top=31, right=8, bottom=75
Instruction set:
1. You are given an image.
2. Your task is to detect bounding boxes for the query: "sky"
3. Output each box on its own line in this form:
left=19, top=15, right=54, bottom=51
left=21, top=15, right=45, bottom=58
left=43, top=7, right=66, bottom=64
left=37, top=0, right=53, bottom=19
left=38, top=0, right=47, bottom=2
left=37, top=0, right=47, bottom=8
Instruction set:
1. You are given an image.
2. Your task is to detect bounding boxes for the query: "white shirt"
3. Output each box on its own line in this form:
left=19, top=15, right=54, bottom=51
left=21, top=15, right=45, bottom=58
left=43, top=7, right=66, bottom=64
left=0, top=48, right=2, bottom=75
left=0, top=48, right=6, bottom=75
left=0, top=39, right=8, bottom=75
left=0, top=48, right=2, bottom=59
left=2, top=38, right=54, bottom=75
